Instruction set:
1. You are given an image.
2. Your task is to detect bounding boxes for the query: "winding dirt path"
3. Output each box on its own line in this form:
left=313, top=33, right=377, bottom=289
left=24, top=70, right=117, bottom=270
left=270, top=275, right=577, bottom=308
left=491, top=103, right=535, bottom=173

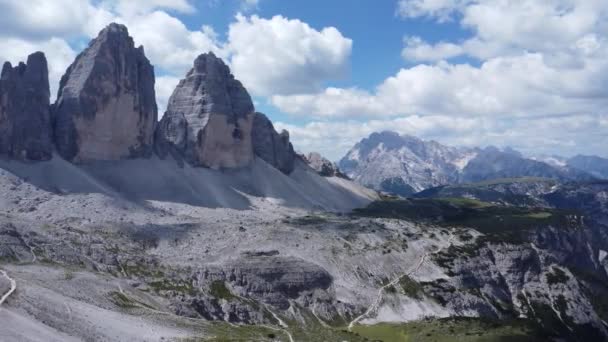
left=0, top=269, right=17, bottom=306
left=348, top=233, right=454, bottom=330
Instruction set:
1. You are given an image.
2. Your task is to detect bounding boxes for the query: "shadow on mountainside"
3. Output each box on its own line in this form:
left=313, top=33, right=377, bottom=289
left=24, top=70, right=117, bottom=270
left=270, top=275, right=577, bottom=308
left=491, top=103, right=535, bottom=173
left=0, top=155, right=373, bottom=212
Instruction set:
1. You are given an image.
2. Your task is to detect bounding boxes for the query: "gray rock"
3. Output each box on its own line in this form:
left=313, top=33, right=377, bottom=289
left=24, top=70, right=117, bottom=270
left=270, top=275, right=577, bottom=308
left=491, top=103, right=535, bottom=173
left=52, top=23, right=157, bottom=163
left=251, top=112, right=296, bottom=174
left=0, top=52, right=52, bottom=161
left=304, top=152, right=347, bottom=178
left=157, top=52, right=254, bottom=169
left=339, top=131, right=594, bottom=195
left=154, top=111, right=188, bottom=166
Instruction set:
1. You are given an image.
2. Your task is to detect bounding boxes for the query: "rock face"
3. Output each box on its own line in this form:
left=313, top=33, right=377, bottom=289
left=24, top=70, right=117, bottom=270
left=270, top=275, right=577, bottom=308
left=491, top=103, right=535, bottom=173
left=567, top=155, right=608, bottom=179
left=339, top=131, right=473, bottom=195
left=157, top=53, right=254, bottom=169
left=304, top=152, right=348, bottom=178
left=53, top=23, right=157, bottom=162
left=339, top=131, right=594, bottom=196
left=251, top=112, right=295, bottom=174
left=0, top=52, right=52, bottom=161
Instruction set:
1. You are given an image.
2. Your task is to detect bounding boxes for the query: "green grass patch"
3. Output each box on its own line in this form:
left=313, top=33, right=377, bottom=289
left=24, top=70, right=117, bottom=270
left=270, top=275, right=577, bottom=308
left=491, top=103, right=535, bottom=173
left=287, top=214, right=329, bottom=225
left=108, top=291, right=155, bottom=310
left=192, top=322, right=289, bottom=342
left=209, top=280, right=236, bottom=301
left=351, top=317, right=542, bottom=342
left=353, top=198, right=581, bottom=245
left=398, top=275, right=424, bottom=299
left=148, top=278, right=196, bottom=295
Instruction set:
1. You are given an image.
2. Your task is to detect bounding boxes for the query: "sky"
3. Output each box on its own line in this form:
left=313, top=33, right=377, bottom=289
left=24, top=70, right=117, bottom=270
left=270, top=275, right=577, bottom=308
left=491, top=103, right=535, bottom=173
left=1, top=0, right=607, bottom=161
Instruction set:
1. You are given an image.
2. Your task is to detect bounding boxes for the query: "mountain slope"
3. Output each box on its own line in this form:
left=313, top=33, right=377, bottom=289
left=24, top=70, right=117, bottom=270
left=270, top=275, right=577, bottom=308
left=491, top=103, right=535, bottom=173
left=339, top=131, right=476, bottom=195
left=567, top=155, right=608, bottom=179
left=340, top=131, right=593, bottom=195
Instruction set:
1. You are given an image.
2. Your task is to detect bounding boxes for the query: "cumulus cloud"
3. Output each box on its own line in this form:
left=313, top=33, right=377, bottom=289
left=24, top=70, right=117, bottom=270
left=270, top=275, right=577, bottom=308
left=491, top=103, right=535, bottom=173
left=0, top=0, right=352, bottom=109
left=239, top=0, right=260, bottom=13
left=402, top=36, right=464, bottom=62
left=122, top=11, right=225, bottom=75
left=277, top=113, right=608, bottom=161
left=273, top=51, right=608, bottom=119
left=398, top=0, right=608, bottom=62
left=112, top=0, right=196, bottom=17
left=396, top=0, right=472, bottom=22
left=155, top=76, right=181, bottom=113
left=0, top=37, right=76, bottom=98
left=271, top=0, right=608, bottom=158
left=227, top=14, right=352, bottom=96
left=0, top=0, right=218, bottom=100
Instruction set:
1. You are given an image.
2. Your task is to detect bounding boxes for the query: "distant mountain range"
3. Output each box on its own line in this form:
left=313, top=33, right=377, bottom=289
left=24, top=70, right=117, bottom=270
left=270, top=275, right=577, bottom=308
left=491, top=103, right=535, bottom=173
left=339, top=131, right=603, bottom=195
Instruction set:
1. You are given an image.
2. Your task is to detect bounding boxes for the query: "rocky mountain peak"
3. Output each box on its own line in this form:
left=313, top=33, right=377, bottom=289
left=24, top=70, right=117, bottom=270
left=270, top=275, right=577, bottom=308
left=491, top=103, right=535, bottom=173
left=340, top=131, right=597, bottom=196
left=304, top=152, right=348, bottom=178
left=339, top=131, right=473, bottom=195
left=53, top=22, right=157, bottom=163
left=251, top=112, right=296, bottom=174
left=0, top=52, right=52, bottom=161
left=156, top=52, right=254, bottom=169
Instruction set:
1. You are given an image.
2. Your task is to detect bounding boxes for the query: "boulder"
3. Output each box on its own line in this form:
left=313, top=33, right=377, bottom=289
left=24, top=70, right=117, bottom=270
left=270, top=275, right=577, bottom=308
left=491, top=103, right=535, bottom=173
left=251, top=112, right=296, bottom=174
left=53, top=23, right=157, bottom=162
left=0, top=52, right=52, bottom=160
left=157, top=52, right=254, bottom=169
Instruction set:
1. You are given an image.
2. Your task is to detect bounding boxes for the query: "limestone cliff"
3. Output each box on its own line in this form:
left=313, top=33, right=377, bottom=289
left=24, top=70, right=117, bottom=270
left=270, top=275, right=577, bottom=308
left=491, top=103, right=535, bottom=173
left=0, top=52, right=52, bottom=161
left=53, top=23, right=157, bottom=162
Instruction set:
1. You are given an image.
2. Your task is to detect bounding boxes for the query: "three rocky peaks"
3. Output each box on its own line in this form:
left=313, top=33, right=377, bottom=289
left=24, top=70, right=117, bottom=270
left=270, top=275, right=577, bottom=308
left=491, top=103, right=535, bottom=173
left=0, top=23, right=297, bottom=174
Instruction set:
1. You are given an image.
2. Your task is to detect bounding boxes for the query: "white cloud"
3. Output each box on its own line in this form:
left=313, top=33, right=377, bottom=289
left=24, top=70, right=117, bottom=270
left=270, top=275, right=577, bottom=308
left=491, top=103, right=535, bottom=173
left=277, top=113, right=608, bottom=161
left=112, top=0, right=196, bottom=17
left=273, top=50, right=608, bottom=119
left=122, top=11, right=225, bottom=75
left=396, top=0, right=472, bottom=22
left=271, top=0, right=608, bottom=159
left=227, top=14, right=352, bottom=96
left=239, top=0, right=260, bottom=12
left=0, top=37, right=76, bottom=99
left=155, top=76, right=181, bottom=114
left=276, top=115, right=480, bottom=160
left=0, top=0, right=224, bottom=101
left=398, top=0, right=608, bottom=62
left=402, top=36, right=464, bottom=62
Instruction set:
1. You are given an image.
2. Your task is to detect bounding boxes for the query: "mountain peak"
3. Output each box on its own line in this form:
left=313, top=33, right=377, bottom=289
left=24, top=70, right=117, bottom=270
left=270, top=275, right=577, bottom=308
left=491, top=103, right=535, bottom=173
left=53, top=21, right=157, bottom=162
left=99, top=22, right=129, bottom=35
left=0, top=52, right=52, bottom=160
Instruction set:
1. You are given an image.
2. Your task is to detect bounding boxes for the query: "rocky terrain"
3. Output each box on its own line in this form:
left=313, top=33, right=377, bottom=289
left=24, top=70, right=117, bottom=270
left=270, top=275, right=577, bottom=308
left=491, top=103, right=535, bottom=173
left=567, top=155, right=608, bottom=179
left=1, top=22, right=608, bottom=342
left=303, top=152, right=348, bottom=179
left=2, top=165, right=608, bottom=341
left=339, top=131, right=598, bottom=196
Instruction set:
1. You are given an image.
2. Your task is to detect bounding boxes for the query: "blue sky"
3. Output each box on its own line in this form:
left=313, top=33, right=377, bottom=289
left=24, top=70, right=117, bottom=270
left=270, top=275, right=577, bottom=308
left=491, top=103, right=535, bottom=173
left=0, top=0, right=607, bottom=160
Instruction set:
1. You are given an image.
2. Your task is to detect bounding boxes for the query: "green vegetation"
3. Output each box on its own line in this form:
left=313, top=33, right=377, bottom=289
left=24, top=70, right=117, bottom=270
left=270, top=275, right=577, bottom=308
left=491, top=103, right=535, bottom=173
left=414, top=177, right=556, bottom=207
left=120, top=261, right=164, bottom=278
left=148, top=278, right=196, bottom=295
left=353, top=197, right=581, bottom=245
left=190, top=322, right=291, bottom=342
left=398, top=275, right=424, bottom=299
left=440, top=197, right=493, bottom=208
left=351, top=317, right=542, bottom=342
left=108, top=291, right=154, bottom=310
left=466, top=177, right=553, bottom=187
left=288, top=214, right=328, bottom=225
left=209, top=280, right=236, bottom=301
left=546, top=267, right=570, bottom=285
